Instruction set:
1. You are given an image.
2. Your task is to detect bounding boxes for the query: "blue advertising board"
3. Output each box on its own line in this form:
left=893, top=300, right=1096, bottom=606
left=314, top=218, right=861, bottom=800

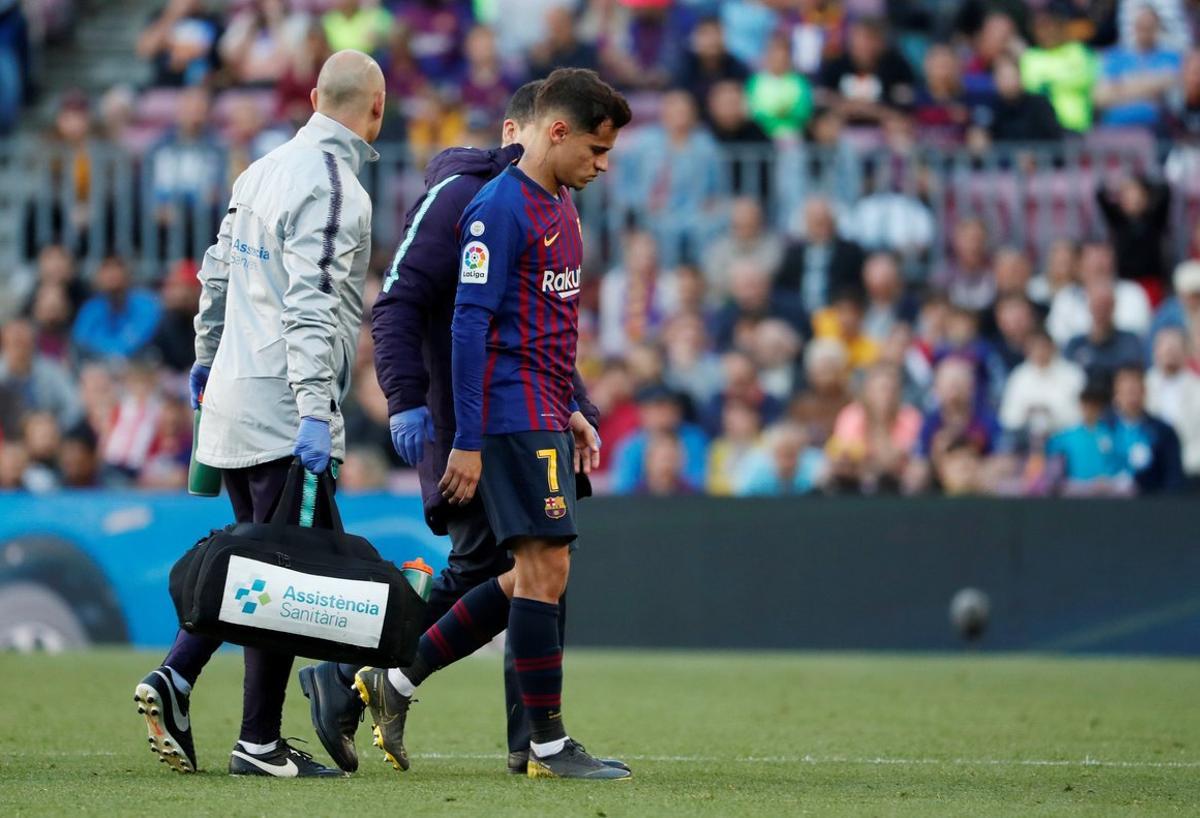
left=0, top=492, right=447, bottom=649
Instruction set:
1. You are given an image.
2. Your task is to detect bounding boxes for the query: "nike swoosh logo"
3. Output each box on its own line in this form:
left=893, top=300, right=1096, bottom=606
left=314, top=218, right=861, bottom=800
left=231, top=751, right=299, bottom=777
left=544, top=232, right=560, bottom=247
left=154, top=671, right=189, bottom=731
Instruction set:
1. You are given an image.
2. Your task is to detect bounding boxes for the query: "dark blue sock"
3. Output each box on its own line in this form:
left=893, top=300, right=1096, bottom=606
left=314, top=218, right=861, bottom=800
left=162, top=629, right=221, bottom=686
left=404, top=577, right=510, bottom=686
left=508, top=597, right=565, bottom=745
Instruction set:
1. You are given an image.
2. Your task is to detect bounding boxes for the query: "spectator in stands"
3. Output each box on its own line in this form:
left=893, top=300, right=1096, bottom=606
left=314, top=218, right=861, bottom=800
left=149, top=259, right=199, bottom=372
left=1095, top=5, right=1181, bottom=130
left=972, top=55, right=1064, bottom=149
left=29, top=283, right=74, bottom=362
left=612, top=385, right=708, bottom=494
left=913, top=43, right=971, bottom=145
left=992, top=247, right=1040, bottom=306
left=702, top=350, right=784, bottom=437
left=1096, top=174, right=1171, bottom=296
left=71, top=256, right=162, bottom=361
left=1119, top=0, right=1191, bottom=55
left=58, top=426, right=100, bottom=488
left=0, top=318, right=81, bottom=431
left=705, top=398, right=762, bottom=495
left=1030, top=238, right=1077, bottom=308
left=97, top=85, right=139, bottom=153
left=1170, top=48, right=1200, bottom=134
left=1020, top=4, right=1099, bottom=132
left=615, top=90, right=724, bottom=265
left=962, top=11, right=1020, bottom=99
left=674, top=16, right=748, bottom=112
left=528, top=6, right=599, bottom=78
left=598, top=231, right=674, bottom=358
left=776, top=0, right=845, bottom=76
left=932, top=217, right=996, bottom=312
left=395, top=0, right=471, bottom=82
left=1063, top=280, right=1146, bottom=377
left=933, top=304, right=1008, bottom=407
left=826, top=363, right=922, bottom=494
left=137, top=392, right=190, bottom=489
left=77, top=363, right=117, bottom=445
left=591, top=359, right=640, bottom=468
left=812, top=287, right=880, bottom=374
left=278, top=20, right=332, bottom=126
left=496, top=0, right=581, bottom=64
left=1047, top=242, right=1152, bottom=346
left=990, top=295, right=1038, bottom=372
left=340, top=447, right=391, bottom=491
left=636, top=432, right=697, bottom=496
left=816, top=16, right=916, bottom=127
left=1000, top=327, right=1085, bottom=434
left=1148, top=259, right=1200, bottom=349
left=460, top=25, right=514, bottom=130
left=137, top=0, right=222, bottom=87
left=0, top=442, right=30, bottom=490
left=747, top=34, right=814, bottom=140
left=702, top=197, right=784, bottom=300
left=705, top=80, right=772, bottom=196
left=218, top=0, right=290, bottom=87
left=750, top=318, right=803, bottom=401
left=100, top=362, right=164, bottom=484
left=662, top=311, right=723, bottom=407
left=22, top=244, right=87, bottom=318
left=1109, top=365, right=1186, bottom=492
left=777, top=196, right=864, bottom=316
left=322, top=0, right=393, bottom=55
left=734, top=420, right=825, bottom=496
left=599, top=1, right=687, bottom=92
left=843, top=164, right=936, bottom=264
left=21, top=411, right=61, bottom=492
left=713, top=257, right=807, bottom=352
left=224, top=95, right=288, bottom=182
left=915, top=357, right=1001, bottom=486
left=861, top=251, right=915, bottom=343
left=788, top=338, right=852, bottom=445
left=148, top=86, right=222, bottom=255
left=1145, top=326, right=1200, bottom=476
left=0, top=0, right=29, bottom=134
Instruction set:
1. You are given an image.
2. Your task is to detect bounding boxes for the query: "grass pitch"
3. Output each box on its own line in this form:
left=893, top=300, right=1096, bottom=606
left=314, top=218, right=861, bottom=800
left=0, top=649, right=1198, bottom=816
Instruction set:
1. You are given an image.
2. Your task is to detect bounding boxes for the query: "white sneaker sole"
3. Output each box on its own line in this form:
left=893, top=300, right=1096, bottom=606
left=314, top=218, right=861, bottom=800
left=134, top=683, right=195, bottom=774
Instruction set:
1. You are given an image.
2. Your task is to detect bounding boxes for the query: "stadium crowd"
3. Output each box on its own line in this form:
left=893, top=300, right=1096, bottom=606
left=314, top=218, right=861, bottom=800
left=3, top=0, right=1200, bottom=496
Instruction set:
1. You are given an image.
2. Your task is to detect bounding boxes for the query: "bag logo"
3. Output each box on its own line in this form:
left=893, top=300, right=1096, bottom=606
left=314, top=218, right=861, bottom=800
left=544, top=496, right=567, bottom=519
left=234, top=578, right=271, bottom=614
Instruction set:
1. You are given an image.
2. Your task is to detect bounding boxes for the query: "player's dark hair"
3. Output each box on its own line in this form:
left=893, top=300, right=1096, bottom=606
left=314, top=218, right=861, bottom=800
left=504, top=80, right=543, bottom=125
left=535, top=68, right=632, bottom=133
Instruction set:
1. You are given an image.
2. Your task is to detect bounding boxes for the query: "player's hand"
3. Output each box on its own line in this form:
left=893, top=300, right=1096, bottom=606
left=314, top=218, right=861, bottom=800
left=569, top=410, right=601, bottom=474
left=440, top=448, right=482, bottom=505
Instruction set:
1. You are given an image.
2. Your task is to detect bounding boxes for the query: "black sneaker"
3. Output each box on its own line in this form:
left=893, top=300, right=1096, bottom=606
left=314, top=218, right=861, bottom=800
left=527, top=739, right=633, bottom=780
left=134, top=667, right=197, bottom=774
left=508, top=749, right=631, bottom=775
left=228, top=739, right=345, bottom=778
left=298, top=663, right=363, bottom=773
left=353, top=667, right=412, bottom=772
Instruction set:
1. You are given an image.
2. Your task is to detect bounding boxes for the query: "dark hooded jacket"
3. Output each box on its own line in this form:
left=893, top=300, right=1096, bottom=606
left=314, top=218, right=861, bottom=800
left=372, top=145, right=598, bottom=534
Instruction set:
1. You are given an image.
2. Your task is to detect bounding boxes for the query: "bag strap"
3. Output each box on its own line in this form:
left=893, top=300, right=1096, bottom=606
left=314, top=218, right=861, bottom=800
left=268, top=459, right=309, bottom=526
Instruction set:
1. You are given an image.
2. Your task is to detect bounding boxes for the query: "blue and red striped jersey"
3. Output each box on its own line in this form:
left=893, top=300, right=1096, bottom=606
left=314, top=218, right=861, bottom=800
left=454, top=164, right=582, bottom=439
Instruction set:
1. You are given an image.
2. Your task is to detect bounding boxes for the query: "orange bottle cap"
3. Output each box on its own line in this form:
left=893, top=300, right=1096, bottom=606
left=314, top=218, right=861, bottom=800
left=402, top=557, right=433, bottom=575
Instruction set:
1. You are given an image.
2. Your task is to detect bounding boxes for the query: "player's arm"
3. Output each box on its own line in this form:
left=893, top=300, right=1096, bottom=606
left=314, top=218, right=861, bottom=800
left=193, top=207, right=235, bottom=367
left=570, top=369, right=601, bottom=474
left=280, top=186, right=357, bottom=423
left=441, top=197, right=520, bottom=504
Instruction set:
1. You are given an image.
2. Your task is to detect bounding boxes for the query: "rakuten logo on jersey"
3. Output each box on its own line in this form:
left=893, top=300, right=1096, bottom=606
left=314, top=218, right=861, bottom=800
left=542, top=266, right=581, bottom=300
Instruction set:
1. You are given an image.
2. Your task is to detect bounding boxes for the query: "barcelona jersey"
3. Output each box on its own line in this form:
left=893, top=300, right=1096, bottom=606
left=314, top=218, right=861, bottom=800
left=455, top=164, right=582, bottom=437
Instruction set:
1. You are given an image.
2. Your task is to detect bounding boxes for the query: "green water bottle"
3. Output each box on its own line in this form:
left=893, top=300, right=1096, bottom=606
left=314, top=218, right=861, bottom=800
left=401, top=558, right=434, bottom=601
left=187, top=404, right=222, bottom=497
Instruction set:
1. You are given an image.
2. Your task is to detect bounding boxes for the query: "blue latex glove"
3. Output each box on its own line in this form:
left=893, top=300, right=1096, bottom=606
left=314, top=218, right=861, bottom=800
left=390, top=406, right=435, bottom=466
left=188, top=363, right=211, bottom=410
left=294, top=416, right=332, bottom=474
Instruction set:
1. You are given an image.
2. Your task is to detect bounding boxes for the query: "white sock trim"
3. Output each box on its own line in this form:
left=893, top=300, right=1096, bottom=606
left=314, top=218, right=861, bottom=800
left=387, top=668, right=417, bottom=698
left=237, top=739, right=278, bottom=755
left=530, top=736, right=568, bottom=758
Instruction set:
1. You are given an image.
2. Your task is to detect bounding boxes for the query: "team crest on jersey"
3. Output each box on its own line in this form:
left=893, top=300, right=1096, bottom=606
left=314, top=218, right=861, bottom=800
left=544, top=496, right=568, bottom=519
left=461, top=241, right=489, bottom=284
left=541, top=266, right=581, bottom=300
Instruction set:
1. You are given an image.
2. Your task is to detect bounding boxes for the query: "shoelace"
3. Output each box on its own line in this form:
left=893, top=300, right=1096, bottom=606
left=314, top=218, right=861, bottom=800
left=280, top=737, right=315, bottom=763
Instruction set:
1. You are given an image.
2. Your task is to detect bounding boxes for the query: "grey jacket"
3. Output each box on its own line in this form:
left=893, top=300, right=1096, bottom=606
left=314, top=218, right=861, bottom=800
left=194, top=113, right=378, bottom=469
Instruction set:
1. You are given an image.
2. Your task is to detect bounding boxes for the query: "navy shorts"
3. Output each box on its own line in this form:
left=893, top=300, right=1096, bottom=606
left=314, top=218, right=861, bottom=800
left=478, top=430, right=577, bottom=548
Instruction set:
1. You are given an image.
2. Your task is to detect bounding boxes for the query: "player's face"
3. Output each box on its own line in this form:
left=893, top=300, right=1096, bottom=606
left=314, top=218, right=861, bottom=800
left=553, top=119, right=618, bottom=191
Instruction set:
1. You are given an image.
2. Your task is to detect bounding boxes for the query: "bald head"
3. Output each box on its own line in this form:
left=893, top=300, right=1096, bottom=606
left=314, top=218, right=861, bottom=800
left=311, top=50, right=386, bottom=142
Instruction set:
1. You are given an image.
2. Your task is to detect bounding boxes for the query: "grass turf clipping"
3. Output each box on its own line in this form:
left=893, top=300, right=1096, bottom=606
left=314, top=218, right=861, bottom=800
left=1, top=649, right=1198, bottom=816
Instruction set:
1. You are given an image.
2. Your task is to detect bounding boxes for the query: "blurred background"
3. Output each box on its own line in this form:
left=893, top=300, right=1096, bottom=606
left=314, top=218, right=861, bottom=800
left=0, top=0, right=1198, bottom=655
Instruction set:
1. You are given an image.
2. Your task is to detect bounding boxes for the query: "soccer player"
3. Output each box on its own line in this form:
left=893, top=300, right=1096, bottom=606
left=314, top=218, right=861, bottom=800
left=299, top=81, right=623, bottom=776
left=355, top=68, right=633, bottom=780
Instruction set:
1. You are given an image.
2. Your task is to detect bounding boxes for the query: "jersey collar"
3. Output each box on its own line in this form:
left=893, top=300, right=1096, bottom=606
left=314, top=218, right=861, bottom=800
left=298, top=112, right=380, bottom=174
left=508, top=163, right=560, bottom=201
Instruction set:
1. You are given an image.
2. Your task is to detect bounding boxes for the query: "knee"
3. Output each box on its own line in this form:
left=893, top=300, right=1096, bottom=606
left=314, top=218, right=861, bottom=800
left=513, top=544, right=570, bottom=602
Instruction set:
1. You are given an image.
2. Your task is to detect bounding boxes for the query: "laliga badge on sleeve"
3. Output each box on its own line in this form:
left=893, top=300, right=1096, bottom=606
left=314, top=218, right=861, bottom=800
left=461, top=241, right=489, bottom=284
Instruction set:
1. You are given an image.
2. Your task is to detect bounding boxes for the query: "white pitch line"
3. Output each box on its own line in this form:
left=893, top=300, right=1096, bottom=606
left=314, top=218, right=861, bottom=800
left=415, top=752, right=1200, bottom=770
